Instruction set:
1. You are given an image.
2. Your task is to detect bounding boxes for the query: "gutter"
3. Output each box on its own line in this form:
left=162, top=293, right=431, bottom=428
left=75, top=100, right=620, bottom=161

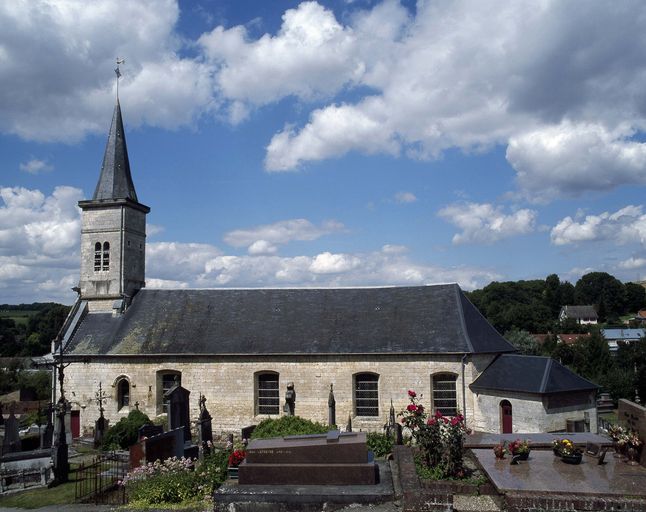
left=461, top=353, right=468, bottom=426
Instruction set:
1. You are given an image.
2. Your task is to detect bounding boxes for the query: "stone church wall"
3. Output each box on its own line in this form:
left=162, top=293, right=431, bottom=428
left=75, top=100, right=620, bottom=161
left=64, top=354, right=476, bottom=435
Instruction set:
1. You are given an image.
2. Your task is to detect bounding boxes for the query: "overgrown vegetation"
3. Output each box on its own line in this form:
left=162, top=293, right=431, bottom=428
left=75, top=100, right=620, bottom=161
left=102, top=409, right=152, bottom=450
left=250, top=415, right=330, bottom=439
left=0, top=363, right=51, bottom=401
left=0, top=303, right=70, bottom=357
left=367, top=432, right=394, bottom=458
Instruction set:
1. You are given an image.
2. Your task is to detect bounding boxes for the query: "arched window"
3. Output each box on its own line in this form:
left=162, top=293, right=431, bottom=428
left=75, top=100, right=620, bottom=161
left=94, top=242, right=102, bottom=271
left=431, top=373, right=458, bottom=416
left=157, top=370, right=181, bottom=414
left=256, top=372, right=279, bottom=415
left=354, top=372, right=379, bottom=417
left=102, top=241, right=110, bottom=271
left=117, top=378, right=130, bottom=409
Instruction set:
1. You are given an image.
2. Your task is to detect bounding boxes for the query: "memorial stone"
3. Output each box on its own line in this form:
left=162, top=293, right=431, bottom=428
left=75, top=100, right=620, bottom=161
left=0, top=402, right=4, bottom=425
left=241, top=425, right=256, bottom=442
left=2, top=405, right=21, bottom=454
left=138, top=423, right=164, bottom=440
left=197, top=394, right=213, bottom=455
left=41, top=406, right=53, bottom=450
left=165, top=384, right=191, bottom=443
left=283, top=382, right=296, bottom=416
left=239, top=430, right=378, bottom=485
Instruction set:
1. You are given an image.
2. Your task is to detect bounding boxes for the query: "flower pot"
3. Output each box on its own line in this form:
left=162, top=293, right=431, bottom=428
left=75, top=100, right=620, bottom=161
left=517, top=452, right=529, bottom=461
left=626, top=446, right=640, bottom=466
left=227, top=466, right=239, bottom=479
left=560, top=453, right=582, bottom=465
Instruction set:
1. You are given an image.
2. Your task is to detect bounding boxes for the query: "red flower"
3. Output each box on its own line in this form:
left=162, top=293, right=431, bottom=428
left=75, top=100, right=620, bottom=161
left=427, top=418, right=436, bottom=426
left=435, top=410, right=443, bottom=419
left=417, top=404, right=424, bottom=412
left=408, top=390, right=417, bottom=398
left=228, top=449, right=246, bottom=467
left=406, top=404, right=418, bottom=412
left=450, top=416, right=460, bottom=426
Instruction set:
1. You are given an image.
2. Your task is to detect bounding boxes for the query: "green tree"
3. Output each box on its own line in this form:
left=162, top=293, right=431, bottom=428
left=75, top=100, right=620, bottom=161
left=625, top=283, right=646, bottom=313
left=504, top=329, right=540, bottom=355
left=574, top=272, right=626, bottom=319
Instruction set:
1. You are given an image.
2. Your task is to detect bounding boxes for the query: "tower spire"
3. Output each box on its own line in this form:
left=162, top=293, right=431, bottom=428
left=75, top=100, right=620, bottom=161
left=115, top=58, right=124, bottom=102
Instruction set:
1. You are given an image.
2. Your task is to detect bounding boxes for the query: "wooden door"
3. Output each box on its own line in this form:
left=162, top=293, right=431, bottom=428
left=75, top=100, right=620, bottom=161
left=501, top=401, right=512, bottom=434
left=71, top=410, right=80, bottom=439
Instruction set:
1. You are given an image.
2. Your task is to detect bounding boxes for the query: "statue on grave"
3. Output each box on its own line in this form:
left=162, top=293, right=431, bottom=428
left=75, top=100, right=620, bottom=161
left=284, top=382, right=296, bottom=416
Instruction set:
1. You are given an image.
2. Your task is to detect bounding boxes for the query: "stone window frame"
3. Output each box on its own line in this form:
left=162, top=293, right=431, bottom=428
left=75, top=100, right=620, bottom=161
left=156, top=370, right=181, bottom=415
left=255, top=371, right=280, bottom=416
left=102, top=241, right=110, bottom=271
left=353, top=372, right=380, bottom=417
left=431, top=372, right=458, bottom=416
left=113, top=375, right=131, bottom=411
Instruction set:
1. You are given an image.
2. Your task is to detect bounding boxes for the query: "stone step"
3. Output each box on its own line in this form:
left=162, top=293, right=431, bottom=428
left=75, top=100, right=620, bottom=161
left=453, top=494, right=502, bottom=512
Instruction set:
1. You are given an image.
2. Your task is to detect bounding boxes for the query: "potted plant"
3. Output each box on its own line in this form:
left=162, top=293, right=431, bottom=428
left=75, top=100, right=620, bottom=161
left=625, top=430, right=642, bottom=466
left=493, top=442, right=507, bottom=459
left=553, top=438, right=582, bottom=464
left=509, top=438, right=531, bottom=460
left=608, top=424, right=625, bottom=458
left=227, top=449, right=246, bottom=479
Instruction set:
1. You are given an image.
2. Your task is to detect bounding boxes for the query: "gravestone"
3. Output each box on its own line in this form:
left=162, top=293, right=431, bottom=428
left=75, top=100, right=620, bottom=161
left=0, top=402, right=4, bottom=425
left=328, top=384, right=336, bottom=427
left=197, top=395, right=213, bottom=455
left=239, top=430, right=378, bottom=485
left=130, top=427, right=185, bottom=468
left=346, top=413, right=352, bottom=432
left=241, top=425, right=256, bottom=442
left=41, top=409, right=53, bottom=450
left=2, top=404, right=21, bottom=454
left=138, top=423, right=164, bottom=440
left=617, top=399, right=646, bottom=467
left=94, top=416, right=109, bottom=447
left=165, top=384, right=191, bottom=443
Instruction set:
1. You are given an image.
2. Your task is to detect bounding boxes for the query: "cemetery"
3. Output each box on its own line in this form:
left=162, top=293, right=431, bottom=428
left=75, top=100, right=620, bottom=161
left=0, top=376, right=645, bottom=512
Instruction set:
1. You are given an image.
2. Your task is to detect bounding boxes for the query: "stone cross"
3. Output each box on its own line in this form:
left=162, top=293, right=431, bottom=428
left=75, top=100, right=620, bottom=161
left=2, top=403, right=21, bottom=453
left=197, top=393, right=213, bottom=456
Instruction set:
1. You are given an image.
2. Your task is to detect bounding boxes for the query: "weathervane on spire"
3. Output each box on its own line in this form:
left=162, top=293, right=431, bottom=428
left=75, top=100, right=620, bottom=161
left=115, top=58, right=125, bottom=100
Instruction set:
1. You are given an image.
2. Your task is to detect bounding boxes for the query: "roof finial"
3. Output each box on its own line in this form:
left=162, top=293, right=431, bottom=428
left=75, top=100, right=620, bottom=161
left=115, top=57, right=124, bottom=102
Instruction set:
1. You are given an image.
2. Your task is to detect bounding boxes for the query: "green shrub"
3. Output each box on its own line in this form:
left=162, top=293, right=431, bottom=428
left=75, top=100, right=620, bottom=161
left=367, top=432, right=393, bottom=458
left=250, top=416, right=329, bottom=439
left=102, top=409, right=151, bottom=450
left=122, top=450, right=229, bottom=506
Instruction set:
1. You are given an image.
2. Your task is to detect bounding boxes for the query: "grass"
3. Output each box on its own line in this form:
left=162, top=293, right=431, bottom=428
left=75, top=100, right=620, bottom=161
left=0, top=310, right=37, bottom=327
left=0, top=480, right=77, bottom=509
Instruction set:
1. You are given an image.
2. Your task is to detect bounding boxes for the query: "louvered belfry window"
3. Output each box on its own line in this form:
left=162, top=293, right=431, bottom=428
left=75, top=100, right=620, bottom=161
left=94, top=242, right=102, bottom=271
left=102, top=242, right=110, bottom=271
left=257, top=373, right=279, bottom=415
left=432, top=373, right=458, bottom=416
left=355, top=373, right=379, bottom=416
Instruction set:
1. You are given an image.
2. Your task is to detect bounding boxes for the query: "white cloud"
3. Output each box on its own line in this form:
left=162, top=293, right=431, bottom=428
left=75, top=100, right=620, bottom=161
left=619, top=257, right=646, bottom=270
left=223, top=218, right=344, bottom=249
left=0, top=186, right=82, bottom=303
left=551, top=205, right=646, bottom=246
left=4, top=1, right=646, bottom=200
left=309, top=252, right=360, bottom=274
left=438, top=202, right=537, bottom=245
left=19, top=158, right=53, bottom=174
left=507, top=122, right=646, bottom=201
left=394, top=191, right=417, bottom=204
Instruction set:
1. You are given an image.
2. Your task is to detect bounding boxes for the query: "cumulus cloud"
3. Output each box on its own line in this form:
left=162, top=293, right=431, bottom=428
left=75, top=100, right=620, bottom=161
left=438, top=202, right=537, bottom=245
left=0, top=186, right=502, bottom=300
left=0, top=186, right=82, bottom=303
left=223, top=218, right=344, bottom=251
left=619, top=257, right=646, bottom=270
left=507, top=122, right=646, bottom=200
left=394, top=191, right=417, bottom=204
left=551, top=205, right=646, bottom=246
left=19, top=158, right=53, bottom=174
left=4, top=1, right=646, bottom=200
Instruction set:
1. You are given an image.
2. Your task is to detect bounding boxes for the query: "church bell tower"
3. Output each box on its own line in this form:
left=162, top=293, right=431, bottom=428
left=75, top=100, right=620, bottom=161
left=77, top=98, right=150, bottom=310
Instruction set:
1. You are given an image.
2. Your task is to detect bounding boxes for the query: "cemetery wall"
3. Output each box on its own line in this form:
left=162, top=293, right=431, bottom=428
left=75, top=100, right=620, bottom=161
left=64, top=354, right=481, bottom=434
left=472, top=390, right=597, bottom=433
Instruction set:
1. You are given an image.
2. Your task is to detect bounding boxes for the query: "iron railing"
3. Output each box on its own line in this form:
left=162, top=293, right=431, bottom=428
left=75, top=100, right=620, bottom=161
left=74, top=451, right=129, bottom=504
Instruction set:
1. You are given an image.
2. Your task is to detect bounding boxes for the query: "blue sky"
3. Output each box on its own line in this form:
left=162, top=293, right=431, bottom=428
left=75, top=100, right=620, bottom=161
left=1, top=0, right=646, bottom=304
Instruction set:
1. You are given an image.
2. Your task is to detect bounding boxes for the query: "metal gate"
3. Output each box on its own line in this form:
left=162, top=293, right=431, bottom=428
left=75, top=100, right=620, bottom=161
left=74, top=451, right=129, bottom=504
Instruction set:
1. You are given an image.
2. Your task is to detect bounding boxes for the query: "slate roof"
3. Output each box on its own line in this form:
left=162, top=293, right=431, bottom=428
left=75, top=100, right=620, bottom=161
left=64, top=284, right=517, bottom=357
left=560, top=305, right=598, bottom=320
left=470, top=354, right=598, bottom=394
left=92, top=100, right=139, bottom=202
left=601, top=328, right=645, bottom=341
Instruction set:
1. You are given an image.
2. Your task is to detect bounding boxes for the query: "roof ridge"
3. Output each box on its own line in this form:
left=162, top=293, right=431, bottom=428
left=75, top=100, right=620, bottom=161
left=454, top=285, right=475, bottom=353
left=539, top=357, right=552, bottom=393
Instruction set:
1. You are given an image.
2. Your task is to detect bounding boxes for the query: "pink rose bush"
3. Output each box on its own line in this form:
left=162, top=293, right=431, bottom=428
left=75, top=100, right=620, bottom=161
left=399, top=390, right=470, bottom=478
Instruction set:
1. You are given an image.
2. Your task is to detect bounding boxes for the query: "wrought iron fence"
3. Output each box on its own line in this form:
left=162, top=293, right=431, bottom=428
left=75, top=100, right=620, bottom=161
left=74, top=451, right=129, bottom=504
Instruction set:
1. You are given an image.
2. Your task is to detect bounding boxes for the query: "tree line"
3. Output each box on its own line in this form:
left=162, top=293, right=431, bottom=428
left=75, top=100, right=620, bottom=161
left=0, top=303, right=71, bottom=357
left=467, top=272, right=646, bottom=404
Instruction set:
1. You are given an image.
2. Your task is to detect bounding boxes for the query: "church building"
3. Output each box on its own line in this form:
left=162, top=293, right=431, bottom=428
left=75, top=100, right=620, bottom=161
left=55, top=101, right=599, bottom=437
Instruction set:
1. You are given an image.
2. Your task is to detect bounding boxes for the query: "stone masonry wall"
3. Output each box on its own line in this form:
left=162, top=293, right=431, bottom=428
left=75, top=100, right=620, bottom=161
left=64, top=355, right=473, bottom=435
left=472, top=390, right=597, bottom=433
